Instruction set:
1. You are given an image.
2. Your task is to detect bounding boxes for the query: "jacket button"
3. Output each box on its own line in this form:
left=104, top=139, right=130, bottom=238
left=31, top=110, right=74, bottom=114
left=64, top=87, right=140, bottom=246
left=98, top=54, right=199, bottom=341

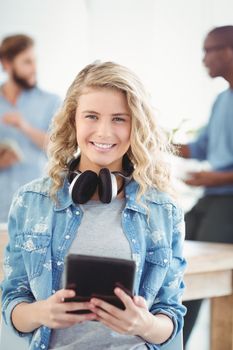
left=65, top=235, right=70, bottom=239
left=75, top=210, right=80, bottom=215
left=163, top=258, right=168, bottom=263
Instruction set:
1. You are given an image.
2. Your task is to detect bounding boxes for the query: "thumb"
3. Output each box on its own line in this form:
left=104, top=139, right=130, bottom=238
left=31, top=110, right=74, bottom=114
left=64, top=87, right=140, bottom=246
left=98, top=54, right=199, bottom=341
left=53, top=288, right=76, bottom=302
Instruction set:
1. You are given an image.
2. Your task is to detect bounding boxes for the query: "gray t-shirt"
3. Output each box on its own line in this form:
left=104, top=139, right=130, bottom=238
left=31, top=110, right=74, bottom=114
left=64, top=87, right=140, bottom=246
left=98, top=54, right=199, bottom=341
left=49, top=198, right=147, bottom=350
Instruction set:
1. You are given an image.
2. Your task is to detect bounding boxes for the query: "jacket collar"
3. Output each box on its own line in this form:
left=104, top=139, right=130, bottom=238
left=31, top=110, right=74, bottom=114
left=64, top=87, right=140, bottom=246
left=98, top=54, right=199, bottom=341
left=54, top=178, right=73, bottom=211
left=54, top=177, right=161, bottom=215
left=124, top=181, right=147, bottom=215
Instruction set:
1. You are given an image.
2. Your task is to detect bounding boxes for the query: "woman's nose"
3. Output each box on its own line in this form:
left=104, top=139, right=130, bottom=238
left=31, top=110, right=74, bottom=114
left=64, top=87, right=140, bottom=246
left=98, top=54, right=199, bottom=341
left=96, top=119, right=112, bottom=137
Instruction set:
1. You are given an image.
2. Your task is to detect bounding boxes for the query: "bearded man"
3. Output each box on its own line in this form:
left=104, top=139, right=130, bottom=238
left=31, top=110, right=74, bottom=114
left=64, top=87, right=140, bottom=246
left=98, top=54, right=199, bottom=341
left=0, top=34, right=60, bottom=222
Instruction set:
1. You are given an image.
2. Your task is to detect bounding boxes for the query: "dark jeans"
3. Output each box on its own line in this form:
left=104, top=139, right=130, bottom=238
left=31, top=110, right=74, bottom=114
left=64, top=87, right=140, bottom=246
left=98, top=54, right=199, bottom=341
left=183, top=195, right=233, bottom=347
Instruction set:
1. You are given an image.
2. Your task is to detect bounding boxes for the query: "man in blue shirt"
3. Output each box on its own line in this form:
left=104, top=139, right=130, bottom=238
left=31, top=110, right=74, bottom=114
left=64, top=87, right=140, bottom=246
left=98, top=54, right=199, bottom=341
left=176, top=26, right=233, bottom=347
left=0, top=34, right=60, bottom=223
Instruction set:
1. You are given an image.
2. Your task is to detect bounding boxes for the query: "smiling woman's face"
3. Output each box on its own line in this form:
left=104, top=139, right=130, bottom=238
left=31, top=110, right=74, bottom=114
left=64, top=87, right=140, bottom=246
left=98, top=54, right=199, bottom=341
left=75, top=87, right=131, bottom=173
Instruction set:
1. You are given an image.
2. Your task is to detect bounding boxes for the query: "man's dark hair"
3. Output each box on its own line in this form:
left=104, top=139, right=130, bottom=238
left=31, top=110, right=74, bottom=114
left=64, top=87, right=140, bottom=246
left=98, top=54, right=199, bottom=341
left=0, top=34, right=34, bottom=61
left=208, top=25, right=233, bottom=48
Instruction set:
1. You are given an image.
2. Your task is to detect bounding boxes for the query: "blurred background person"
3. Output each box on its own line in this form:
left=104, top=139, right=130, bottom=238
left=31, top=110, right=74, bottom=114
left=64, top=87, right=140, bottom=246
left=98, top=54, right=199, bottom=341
left=0, top=34, right=61, bottom=223
left=175, top=25, right=233, bottom=349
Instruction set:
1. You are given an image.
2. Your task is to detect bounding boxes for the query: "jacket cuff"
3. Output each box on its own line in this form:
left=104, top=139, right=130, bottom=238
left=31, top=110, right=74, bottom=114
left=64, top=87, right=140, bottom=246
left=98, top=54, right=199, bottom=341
left=146, top=308, right=179, bottom=349
left=2, top=296, right=34, bottom=338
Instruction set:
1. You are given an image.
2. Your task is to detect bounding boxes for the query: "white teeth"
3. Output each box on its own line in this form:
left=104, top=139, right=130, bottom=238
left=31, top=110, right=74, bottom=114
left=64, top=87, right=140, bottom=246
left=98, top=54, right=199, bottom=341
left=92, top=142, right=114, bottom=149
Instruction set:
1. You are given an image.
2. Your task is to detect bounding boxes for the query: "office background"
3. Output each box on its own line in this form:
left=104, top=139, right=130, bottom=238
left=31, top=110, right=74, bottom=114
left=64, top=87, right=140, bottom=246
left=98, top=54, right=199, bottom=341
left=0, top=1, right=233, bottom=349
left=0, top=0, right=232, bottom=133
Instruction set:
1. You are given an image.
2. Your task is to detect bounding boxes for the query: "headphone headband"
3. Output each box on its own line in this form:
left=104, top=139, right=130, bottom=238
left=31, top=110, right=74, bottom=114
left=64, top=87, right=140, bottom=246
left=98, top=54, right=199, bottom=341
left=67, top=154, right=134, bottom=178
left=67, top=154, right=133, bottom=204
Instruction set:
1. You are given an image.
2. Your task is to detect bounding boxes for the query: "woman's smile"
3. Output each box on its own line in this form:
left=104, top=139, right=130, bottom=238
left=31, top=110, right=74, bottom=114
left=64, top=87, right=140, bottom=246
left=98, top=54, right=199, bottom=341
left=90, top=141, right=116, bottom=151
left=75, top=87, right=131, bottom=173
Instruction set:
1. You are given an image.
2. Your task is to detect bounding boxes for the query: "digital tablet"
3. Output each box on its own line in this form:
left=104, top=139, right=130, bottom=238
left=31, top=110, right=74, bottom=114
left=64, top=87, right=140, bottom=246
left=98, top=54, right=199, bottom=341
left=64, top=254, right=136, bottom=314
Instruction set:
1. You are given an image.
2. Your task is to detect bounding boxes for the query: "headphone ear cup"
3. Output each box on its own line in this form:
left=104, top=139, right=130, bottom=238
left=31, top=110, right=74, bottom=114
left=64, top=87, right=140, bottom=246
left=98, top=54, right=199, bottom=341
left=69, top=171, right=98, bottom=204
left=99, top=168, right=117, bottom=203
left=98, top=168, right=112, bottom=203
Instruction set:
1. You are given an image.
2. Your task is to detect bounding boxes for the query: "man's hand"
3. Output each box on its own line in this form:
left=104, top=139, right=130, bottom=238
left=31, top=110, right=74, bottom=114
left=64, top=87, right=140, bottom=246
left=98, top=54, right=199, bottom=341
left=0, top=147, right=20, bottom=169
left=184, top=170, right=233, bottom=187
left=2, top=111, right=49, bottom=150
left=2, top=112, right=28, bottom=130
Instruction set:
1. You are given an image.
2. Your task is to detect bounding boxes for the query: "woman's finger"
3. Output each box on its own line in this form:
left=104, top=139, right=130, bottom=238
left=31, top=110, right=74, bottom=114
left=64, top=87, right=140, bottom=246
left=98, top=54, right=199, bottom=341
left=114, top=288, right=135, bottom=309
left=90, top=297, right=122, bottom=319
left=91, top=306, right=127, bottom=333
left=133, top=295, right=148, bottom=309
left=59, top=310, right=97, bottom=324
left=63, top=301, right=93, bottom=313
left=90, top=288, right=135, bottom=319
left=52, top=289, right=76, bottom=302
left=49, top=312, right=97, bottom=329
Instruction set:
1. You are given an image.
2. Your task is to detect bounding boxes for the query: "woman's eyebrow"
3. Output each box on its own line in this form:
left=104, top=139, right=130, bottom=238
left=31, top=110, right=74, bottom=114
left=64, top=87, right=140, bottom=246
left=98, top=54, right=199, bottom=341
left=111, top=113, right=131, bottom=117
left=81, top=110, right=100, bottom=115
left=81, top=110, right=130, bottom=117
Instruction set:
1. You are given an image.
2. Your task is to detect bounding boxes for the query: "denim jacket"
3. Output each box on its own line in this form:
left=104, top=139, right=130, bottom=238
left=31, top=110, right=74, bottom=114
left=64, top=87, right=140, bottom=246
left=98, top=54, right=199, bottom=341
left=1, top=177, right=186, bottom=350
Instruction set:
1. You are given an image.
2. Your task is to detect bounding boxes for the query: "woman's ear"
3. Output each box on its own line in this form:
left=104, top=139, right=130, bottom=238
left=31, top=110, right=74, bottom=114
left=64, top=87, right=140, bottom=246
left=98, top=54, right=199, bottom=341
left=73, top=146, right=80, bottom=158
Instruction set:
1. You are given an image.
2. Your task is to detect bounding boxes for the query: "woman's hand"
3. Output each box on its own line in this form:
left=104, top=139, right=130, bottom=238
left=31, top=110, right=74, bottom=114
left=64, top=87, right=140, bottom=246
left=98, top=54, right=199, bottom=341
left=38, top=289, right=97, bottom=329
left=89, top=288, right=154, bottom=337
left=12, top=289, right=97, bottom=333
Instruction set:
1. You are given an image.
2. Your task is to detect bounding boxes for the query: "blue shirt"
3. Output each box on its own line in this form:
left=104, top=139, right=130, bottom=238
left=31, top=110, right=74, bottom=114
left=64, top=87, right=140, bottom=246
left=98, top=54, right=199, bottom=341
left=1, top=177, right=186, bottom=350
left=0, top=87, right=61, bottom=222
left=188, top=88, right=233, bottom=195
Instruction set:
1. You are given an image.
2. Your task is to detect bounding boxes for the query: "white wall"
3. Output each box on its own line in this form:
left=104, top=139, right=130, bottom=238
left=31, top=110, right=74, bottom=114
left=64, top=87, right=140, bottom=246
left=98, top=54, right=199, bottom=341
left=0, top=0, right=233, bottom=132
left=0, top=0, right=89, bottom=95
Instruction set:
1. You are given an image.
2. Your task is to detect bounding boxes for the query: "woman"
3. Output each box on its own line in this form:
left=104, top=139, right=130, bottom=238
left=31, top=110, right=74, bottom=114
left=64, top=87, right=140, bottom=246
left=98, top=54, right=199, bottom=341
left=1, top=61, right=186, bottom=350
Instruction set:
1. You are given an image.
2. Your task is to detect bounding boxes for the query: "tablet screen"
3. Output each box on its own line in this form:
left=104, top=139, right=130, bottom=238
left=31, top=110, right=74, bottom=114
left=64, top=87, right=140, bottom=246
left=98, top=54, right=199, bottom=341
left=64, top=254, right=136, bottom=314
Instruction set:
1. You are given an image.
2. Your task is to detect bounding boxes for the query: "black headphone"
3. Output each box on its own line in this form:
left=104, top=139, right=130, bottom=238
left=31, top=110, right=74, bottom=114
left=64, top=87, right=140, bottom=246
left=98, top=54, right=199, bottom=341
left=67, top=154, right=134, bottom=204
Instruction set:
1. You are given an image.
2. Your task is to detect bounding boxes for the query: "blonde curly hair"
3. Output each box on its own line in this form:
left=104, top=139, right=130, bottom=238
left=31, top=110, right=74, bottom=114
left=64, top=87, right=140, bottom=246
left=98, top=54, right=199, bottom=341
left=47, top=61, right=175, bottom=201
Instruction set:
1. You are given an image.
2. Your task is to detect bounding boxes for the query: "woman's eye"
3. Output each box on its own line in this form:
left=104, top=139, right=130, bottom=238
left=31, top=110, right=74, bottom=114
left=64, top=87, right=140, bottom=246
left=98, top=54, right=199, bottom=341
left=113, top=116, right=125, bottom=122
left=85, top=115, right=98, bottom=120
